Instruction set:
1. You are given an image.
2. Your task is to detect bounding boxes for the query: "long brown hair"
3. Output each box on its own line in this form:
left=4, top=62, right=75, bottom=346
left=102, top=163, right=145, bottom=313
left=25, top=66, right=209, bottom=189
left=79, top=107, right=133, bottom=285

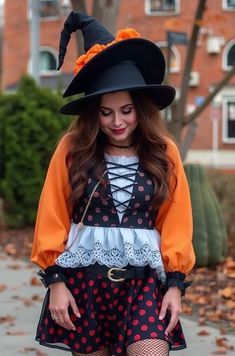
left=64, top=91, right=176, bottom=211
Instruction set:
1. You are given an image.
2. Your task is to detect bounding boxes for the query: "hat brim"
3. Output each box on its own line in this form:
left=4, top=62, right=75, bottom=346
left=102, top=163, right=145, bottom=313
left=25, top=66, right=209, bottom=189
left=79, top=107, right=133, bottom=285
left=63, top=38, right=166, bottom=98
left=59, top=84, right=175, bottom=115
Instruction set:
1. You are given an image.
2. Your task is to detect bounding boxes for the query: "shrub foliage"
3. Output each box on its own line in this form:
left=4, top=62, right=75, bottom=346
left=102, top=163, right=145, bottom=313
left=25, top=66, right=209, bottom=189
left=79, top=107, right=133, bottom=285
left=0, top=76, right=72, bottom=227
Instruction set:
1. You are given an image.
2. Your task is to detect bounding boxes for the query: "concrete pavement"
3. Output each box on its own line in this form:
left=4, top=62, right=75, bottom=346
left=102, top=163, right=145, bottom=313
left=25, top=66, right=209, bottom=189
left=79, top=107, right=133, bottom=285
left=0, top=253, right=234, bottom=356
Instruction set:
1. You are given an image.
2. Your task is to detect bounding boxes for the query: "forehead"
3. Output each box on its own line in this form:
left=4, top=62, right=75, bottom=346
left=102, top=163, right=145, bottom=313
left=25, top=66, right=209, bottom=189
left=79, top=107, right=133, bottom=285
left=100, top=91, right=133, bottom=107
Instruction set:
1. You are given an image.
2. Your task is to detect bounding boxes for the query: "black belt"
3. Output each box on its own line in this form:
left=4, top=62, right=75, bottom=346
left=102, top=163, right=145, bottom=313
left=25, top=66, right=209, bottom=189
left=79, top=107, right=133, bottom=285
left=86, top=263, right=149, bottom=282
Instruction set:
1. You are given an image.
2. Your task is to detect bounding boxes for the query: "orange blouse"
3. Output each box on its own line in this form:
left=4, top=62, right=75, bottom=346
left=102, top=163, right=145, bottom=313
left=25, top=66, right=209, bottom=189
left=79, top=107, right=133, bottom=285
left=31, top=135, right=195, bottom=274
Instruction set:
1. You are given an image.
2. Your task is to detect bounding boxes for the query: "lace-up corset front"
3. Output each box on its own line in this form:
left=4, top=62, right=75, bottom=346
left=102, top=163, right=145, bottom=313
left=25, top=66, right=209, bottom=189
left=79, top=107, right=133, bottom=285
left=72, top=154, right=157, bottom=229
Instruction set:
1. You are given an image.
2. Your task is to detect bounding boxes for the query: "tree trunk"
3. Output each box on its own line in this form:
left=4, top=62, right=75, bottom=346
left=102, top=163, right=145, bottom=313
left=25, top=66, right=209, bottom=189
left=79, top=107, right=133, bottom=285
left=171, top=0, right=207, bottom=143
left=92, top=0, right=120, bottom=34
left=70, top=0, right=121, bottom=55
left=166, top=101, right=182, bottom=142
left=70, top=0, right=88, bottom=55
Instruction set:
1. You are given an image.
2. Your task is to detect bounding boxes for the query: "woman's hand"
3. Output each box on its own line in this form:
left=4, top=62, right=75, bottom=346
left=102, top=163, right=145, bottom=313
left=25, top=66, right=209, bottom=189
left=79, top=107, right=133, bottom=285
left=49, top=282, right=81, bottom=330
left=159, top=287, right=182, bottom=336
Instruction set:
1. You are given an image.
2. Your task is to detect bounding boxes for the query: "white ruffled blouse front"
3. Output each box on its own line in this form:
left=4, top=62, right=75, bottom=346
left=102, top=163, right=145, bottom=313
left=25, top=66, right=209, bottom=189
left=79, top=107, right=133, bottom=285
left=55, top=154, right=166, bottom=281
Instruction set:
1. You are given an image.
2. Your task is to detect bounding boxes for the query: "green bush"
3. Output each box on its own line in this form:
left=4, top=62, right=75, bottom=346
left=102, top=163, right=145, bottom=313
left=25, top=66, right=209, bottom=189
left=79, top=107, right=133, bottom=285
left=0, top=76, right=72, bottom=227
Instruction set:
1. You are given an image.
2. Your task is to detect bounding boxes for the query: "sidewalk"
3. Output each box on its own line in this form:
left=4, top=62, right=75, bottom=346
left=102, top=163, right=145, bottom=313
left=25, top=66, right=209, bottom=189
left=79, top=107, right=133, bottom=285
left=0, top=253, right=234, bottom=356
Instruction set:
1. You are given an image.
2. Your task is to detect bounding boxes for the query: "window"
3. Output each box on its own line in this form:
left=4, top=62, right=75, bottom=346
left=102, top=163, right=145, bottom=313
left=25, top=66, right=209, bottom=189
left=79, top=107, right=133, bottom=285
left=222, top=97, right=235, bottom=143
left=222, top=0, right=235, bottom=11
left=39, top=48, right=58, bottom=74
left=39, top=0, right=60, bottom=19
left=157, top=42, right=180, bottom=72
left=145, top=0, right=180, bottom=15
left=222, top=40, right=235, bottom=71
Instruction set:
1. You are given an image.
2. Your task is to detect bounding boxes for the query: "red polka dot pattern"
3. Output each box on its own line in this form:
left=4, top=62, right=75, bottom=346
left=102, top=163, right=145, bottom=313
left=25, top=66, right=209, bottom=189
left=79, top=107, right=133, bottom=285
left=35, top=267, right=186, bottom=354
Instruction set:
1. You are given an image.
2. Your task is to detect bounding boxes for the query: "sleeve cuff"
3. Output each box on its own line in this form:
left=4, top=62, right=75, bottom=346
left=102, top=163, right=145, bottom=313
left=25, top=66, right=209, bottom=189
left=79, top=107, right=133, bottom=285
left=37, top=265, right=67, bottom=288
left=165, top=271, right=192, bottom=296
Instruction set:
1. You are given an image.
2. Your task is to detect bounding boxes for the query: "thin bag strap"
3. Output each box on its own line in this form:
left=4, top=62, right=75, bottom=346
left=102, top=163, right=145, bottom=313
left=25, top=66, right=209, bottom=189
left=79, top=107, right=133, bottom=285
left=65, top=170, right=107, bottom=251
left=79, top=169, right=107, bottom=225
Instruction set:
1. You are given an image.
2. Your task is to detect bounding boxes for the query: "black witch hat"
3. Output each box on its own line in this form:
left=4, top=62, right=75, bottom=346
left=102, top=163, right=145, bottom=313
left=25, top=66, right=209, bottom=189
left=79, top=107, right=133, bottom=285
left=58, top=11, right=175, bottom=115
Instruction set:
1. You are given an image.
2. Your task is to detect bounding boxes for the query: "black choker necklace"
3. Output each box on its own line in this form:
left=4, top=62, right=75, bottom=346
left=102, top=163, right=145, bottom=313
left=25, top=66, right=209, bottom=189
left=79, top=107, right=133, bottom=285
left=108, top=142, right=134, bottom=149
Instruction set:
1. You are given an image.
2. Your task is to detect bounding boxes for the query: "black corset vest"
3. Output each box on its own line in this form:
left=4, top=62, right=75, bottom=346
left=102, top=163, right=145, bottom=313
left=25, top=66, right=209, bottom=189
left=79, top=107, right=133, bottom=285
left=72, top=160, right=158, bottom=230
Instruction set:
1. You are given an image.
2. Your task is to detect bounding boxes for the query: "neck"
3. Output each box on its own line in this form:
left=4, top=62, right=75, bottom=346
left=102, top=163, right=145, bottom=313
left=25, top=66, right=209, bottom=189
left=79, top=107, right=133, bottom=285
left=108, top=142, right=134, bottom=149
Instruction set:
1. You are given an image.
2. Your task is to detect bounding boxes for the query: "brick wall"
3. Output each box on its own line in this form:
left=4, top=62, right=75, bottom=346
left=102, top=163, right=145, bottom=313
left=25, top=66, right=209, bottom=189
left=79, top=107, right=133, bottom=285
left=2, top=0, right=77, bottom=90
left=2, top=0, right=235, bottom=151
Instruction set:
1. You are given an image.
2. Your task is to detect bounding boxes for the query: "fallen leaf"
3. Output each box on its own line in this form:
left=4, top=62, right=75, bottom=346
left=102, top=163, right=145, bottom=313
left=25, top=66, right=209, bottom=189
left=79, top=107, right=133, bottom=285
left=198, top=317, right=207, bottom=326
left=198, top=329, right=211, bottom=336
left=6, top=330, right=27, bottom=336
left=182, top=304, right=193, bottom=315
left=7, top=263, right=21, bottom=269
left=30, top=276, right=41, bottom=286
left=20, top=347, right=48, bottom=355
left=0, top=315, right=15, bottom=324
left=21, top=298, right=34, bottom=307
left=4, top=243, right=17, bottom=255
left=219, top=287, right=234, bottom=299
left=0, top=284, right=7, bottom=292
left=36, top=350, right=48, bottom=356
left=197, top=296, right=209, bottom=305
left=226, top=272, right=235, bottom=279
left=31, top=294, right=43, bottom=302
left=216, top=337, right=234, bottom=350
left=211, top=349, right=227, bottom=355
left=219, top=327, right=227, bottom=335
left=225, top=300, right=235, bottom=308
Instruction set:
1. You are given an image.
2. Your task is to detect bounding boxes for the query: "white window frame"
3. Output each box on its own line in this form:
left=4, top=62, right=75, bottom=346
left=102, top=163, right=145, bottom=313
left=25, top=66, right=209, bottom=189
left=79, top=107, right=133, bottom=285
left=222, top=39, right=235, bottom=71
left=156, top=41, right=180, bottom=73
left=39, top=46, right=59, bottom=75
left=222, top=0, right=235, bottom=11
left=39, top=0, right=60, bottom=21
left=222, top=96, right=235, bottom=143
left=145, top=0, right=180, bottom=16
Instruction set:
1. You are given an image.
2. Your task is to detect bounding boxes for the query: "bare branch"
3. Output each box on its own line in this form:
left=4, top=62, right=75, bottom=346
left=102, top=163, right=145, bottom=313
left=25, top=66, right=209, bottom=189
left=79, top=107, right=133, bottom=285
left=70, top=0, right=87, bottom=13
left=180, top=122, right=198, bottom=161
left=182, top=64, right=235, bottom=127
left=175, top=0, right=207, bottom=123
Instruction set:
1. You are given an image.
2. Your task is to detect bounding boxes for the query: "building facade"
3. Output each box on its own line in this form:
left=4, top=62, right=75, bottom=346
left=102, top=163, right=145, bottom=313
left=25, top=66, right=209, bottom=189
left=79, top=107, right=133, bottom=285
left=1, top=0, right=235, bottom=167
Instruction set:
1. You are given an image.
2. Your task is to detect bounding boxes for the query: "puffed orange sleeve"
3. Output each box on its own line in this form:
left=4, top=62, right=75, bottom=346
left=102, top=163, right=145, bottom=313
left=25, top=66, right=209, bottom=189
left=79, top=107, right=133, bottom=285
left=155, top=139, right=195, bottom=276
left=30, top=134, right=72, bottom=269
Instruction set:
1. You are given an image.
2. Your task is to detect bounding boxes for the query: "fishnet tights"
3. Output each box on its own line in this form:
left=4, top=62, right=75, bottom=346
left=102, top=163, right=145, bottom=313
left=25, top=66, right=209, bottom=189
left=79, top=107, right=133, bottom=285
left=127, top=339, right=170, bottom=356
left=71, top=339, right=169, bottom=356
left=71, top=347, right=110, bottom=356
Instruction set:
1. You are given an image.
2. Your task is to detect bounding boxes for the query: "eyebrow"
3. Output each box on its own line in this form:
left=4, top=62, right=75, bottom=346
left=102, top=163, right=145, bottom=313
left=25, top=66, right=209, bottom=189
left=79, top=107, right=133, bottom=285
left=99, top=103, right=134, bottom=110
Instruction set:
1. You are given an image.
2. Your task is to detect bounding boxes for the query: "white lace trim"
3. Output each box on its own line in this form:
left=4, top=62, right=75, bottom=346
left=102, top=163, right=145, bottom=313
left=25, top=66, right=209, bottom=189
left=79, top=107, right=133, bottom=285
left=56, top=241, right=166, bottom=281
left=55, top=224, right=166, bottom=282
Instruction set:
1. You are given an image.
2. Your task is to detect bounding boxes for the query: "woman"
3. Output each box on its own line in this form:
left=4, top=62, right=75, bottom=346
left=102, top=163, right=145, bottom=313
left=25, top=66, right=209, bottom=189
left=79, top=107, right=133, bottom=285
left=31, top=11, right=195, bottom=356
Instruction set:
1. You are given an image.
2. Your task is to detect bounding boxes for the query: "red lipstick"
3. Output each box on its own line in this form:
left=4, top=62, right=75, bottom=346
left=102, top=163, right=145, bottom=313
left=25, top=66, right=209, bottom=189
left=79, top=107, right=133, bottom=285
left=111, top=128, right=126, bottom=135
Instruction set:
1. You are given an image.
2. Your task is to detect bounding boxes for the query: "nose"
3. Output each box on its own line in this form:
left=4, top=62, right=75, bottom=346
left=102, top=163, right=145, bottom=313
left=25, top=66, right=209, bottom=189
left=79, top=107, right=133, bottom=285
left=113, top=112, right=122, bottom=127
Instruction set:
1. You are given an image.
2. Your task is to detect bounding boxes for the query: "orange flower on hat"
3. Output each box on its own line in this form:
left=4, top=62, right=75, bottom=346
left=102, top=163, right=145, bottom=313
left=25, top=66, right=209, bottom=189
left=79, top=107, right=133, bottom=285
left=116, top=28, right=140, bottom=41
left=73, top=28, right=140, bottom=75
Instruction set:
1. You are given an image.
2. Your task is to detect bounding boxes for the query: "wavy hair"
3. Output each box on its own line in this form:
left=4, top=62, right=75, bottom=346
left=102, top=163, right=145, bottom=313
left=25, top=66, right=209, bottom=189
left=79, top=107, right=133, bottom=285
left=64, top=91, right=176, bottom=211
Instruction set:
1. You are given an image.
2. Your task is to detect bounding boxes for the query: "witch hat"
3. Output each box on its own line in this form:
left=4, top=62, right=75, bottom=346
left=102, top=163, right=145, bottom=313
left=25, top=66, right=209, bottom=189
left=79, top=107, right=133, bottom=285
left=58, top=11, right=175, bottom=115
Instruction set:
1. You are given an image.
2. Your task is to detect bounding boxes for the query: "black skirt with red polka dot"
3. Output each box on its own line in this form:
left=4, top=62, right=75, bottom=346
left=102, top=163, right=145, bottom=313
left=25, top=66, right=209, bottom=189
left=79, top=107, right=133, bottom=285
left=36, top=266, right=186, bottom=354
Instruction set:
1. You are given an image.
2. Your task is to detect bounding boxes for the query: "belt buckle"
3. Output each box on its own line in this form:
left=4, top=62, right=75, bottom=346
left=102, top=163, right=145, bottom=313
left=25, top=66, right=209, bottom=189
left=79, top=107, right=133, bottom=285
left=107, top=267, right=126, bottom=282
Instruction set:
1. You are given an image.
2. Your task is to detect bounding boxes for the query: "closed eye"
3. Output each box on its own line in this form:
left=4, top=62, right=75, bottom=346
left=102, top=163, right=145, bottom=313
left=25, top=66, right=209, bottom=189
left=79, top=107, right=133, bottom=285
left=99, top=109, right=112, bottom=116
left=122, top=108, right=133, bottom=115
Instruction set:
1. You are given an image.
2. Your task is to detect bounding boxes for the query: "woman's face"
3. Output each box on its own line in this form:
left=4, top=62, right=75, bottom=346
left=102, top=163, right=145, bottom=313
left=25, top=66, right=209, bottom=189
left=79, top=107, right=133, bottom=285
left=98, top=91, right=137, bottom=145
